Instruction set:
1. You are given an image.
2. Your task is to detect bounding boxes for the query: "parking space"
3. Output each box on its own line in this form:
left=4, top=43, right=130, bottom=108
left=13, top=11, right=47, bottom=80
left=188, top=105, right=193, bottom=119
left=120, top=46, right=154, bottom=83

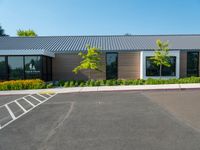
left=0, top=93, right=56, bottom=130
left=0, top=95, right=27, bottom=106
left=0, top=91, right=200, bottom=150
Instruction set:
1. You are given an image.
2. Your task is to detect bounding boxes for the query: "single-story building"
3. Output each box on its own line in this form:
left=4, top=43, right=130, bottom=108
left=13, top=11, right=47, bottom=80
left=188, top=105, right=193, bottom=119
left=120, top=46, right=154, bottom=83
left=0, top=35, right=199, bottom=81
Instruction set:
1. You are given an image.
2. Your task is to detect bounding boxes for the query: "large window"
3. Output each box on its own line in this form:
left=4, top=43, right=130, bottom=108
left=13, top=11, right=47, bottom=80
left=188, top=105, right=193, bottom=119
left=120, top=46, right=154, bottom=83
left=8, top=56, right=24, bottom=80
left=25, top=56, right=42, bottom=79
left=0, top=57, right=7, bottom=80
left=106, top=53, right=118, bottom=79
left=187, top=52, right=199, bottom=77
left=0, top=56, right=52, bottom=81
left=146, top=56, right=176, bottom=76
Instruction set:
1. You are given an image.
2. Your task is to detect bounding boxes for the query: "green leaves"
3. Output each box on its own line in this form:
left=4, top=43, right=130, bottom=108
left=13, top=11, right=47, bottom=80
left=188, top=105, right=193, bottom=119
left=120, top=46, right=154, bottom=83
left=72, top=45, right=102, bottom=79
left=17, top=29, right=37, bottom=37
left=151, top=39, right=171, bottom=77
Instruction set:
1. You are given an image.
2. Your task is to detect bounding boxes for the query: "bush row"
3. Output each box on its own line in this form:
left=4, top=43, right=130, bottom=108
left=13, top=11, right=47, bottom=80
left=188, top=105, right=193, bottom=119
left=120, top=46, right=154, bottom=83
left=1, top=77, right=200, bottom=91
left=46, top=77, right=200, bottom=88
left=0, top=79, right=45, bottom=91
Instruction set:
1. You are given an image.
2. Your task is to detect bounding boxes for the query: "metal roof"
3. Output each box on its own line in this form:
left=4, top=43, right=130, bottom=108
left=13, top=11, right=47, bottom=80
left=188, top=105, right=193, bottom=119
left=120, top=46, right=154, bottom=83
left=0, top=35, right=200, bottom=53
left=0, top=49, right=55, bottom=57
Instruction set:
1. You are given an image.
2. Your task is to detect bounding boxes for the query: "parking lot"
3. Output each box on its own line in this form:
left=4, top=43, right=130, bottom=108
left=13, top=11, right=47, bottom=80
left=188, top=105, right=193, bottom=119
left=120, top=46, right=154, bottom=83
left=0, top=90, right=200, bottom=150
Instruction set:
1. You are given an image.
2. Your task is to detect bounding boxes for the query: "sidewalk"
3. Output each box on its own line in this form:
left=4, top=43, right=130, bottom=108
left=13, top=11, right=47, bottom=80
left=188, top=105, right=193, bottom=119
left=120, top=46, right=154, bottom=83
left=0, top=83, right=200, bottom=95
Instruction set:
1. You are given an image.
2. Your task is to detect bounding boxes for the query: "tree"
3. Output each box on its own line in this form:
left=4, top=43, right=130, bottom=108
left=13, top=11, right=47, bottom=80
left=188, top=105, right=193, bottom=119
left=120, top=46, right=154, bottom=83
left=73, top=45, right=102, bottom=80
left=17, top=29, right=37, bottom=37
left=150, top=39, right=171, bottom=78
left=0, top=25, right=7, bottom=36
left=124, top=33, right=132, bottom=36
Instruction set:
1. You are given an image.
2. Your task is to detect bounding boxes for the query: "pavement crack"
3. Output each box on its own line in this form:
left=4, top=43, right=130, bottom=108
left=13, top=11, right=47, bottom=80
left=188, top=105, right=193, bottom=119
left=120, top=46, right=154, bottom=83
left=39, top=101, right=75, bottom=150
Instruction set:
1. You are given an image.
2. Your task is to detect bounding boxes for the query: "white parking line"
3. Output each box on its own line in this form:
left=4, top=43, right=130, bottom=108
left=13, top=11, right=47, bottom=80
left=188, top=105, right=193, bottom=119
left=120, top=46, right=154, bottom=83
left=5, top=104, right=16, bottom=120
left=29, top=95, right=43, bottom=103
left=47, top=93, right=52, bottom=97
left=15, top=100, right=27, bottom=113
left=37, top=93, right=48, bottom=99
left=0, top=93, right=57, bottom=130
left=23, top=97, right=35, bottom=107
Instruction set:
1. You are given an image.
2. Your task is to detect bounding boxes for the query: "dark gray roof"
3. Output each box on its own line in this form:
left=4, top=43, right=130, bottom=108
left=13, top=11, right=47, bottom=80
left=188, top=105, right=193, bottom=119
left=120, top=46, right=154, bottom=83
left=0, top=35, right=200, bottom=53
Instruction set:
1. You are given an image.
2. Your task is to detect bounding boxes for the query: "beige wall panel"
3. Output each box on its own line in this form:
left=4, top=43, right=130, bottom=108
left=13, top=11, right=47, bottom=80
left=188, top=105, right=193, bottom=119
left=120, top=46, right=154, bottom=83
left=52, top=53, right=106, bottom=80
left=180, top=51, right=187, bottom=78
left=118, top=52, right=140, bottom=79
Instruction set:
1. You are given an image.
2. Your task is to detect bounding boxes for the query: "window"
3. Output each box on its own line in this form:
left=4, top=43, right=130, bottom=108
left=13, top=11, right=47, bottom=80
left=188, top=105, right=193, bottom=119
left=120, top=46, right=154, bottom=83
left=146, top=56, right=176, bottom=76
left=25, top=56, right=42, bottom=79
left=46, top=57, right=52, bottom=81
left=0, top=55, right=52, bottom=81
left=187, top=52, right=199, bottom=77
left=42, top=56, right=47, bottom=81
left=8, top=56, right=24, bottom=80
left=0, top=56, right=7, bottom=80
left=106, top=53, right=118, bottom=79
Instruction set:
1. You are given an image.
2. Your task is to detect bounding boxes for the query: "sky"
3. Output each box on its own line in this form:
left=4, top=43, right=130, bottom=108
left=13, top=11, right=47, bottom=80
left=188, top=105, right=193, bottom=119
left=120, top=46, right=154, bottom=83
left=0, top=0, right=200, bottom=36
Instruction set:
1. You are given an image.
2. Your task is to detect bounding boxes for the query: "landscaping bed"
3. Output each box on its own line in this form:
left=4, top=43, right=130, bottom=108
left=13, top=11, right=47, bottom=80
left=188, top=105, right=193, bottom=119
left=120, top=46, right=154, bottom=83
left=48, top=77, right=200, bottom=88
left=1, top=77, right=200, bottom=91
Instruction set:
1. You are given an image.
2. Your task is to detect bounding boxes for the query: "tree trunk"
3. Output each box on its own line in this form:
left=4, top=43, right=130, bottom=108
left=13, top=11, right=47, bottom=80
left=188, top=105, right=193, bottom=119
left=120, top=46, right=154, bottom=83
left=159, top=64, right=162, bottom=79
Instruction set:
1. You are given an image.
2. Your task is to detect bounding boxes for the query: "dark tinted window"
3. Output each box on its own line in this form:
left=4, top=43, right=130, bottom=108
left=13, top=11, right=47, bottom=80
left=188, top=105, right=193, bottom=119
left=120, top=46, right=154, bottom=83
left=8, top=56, right=24, bottom=80
left=106, top=53, right=118, bottom=79
left=42, top=56, right=47, bottom=81
left=146, top=56, right=176, bottom=76
left=0, top=57, right=7, bottom=80
left=162, top=57, right=176, bottom=76
left=47, top=57, right=52, bottom=81
left=187, top=52, right=199, bottom=77
left=25, top=56, right=42, bottom=79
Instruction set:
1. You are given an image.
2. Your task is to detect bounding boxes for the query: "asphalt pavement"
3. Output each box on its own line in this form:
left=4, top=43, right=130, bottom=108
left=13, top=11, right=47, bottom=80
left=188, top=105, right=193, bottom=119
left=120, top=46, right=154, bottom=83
left=0, top=91, right=200, bottom=150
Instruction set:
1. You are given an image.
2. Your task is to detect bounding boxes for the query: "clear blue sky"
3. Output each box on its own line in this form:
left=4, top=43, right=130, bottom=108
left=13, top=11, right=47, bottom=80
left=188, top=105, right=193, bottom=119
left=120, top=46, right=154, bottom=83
left=0, top=0, right=200, bottom=36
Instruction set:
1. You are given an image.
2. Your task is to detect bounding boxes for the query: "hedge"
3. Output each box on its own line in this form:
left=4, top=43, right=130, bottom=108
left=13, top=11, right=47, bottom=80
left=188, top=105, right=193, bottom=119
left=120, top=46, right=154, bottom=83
left=52, top=77, right=200, bottom=88
left=1, top=77, right=200, bottom=91
left=0, top=79, right=45, bottom=91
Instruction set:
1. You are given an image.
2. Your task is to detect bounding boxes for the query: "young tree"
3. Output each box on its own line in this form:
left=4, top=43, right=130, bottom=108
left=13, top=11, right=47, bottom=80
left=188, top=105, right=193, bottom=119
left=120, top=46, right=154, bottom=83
left=150, top=39, right=171, bottom=78
left=17, top=29, right=37, bottom=37
left=73, top=45, right=102, bottom=80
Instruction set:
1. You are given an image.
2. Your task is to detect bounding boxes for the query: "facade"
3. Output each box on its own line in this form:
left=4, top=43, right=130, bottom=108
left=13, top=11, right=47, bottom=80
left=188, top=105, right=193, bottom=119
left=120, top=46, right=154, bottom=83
left=0, top=35, right=200, bottom=81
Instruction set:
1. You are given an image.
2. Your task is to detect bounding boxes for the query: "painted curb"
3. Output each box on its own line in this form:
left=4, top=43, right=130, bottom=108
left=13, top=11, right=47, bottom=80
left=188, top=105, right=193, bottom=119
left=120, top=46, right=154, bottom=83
left=0, top=84, right=200, bottom=95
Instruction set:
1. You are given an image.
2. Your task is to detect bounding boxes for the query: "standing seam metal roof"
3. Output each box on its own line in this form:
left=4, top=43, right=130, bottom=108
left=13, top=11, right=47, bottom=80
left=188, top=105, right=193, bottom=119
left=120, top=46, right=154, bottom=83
left=0, top=35, right=200, bottom=53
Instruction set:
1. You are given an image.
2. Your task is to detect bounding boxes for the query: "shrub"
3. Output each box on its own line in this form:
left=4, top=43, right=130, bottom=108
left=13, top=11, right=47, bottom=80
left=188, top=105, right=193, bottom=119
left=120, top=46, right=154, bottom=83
left=74, top=81, right=79, bottom=87
left=79, top=82, right=85, bottom=87
left=46, top=83, right=54, bottom=88
left=58, top=80, right=65, bottom=86
left=100, top=80, right=106, bottom=86
left=106, top=80, right=113, bottom=86
left=69, top=81, right=75, bottom=87
left=64, top=81, right=70, bottom=87
left=85, top=80, right=90, bottom=86
left=94, top=80, right=101, bottom=86
left=0, top=79, right=45, bottom=91
left=89, top=80, right=95, bottom=86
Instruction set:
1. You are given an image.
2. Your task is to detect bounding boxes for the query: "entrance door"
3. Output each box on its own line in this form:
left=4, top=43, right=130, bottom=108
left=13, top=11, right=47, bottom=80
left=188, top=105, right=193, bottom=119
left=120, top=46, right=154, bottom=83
left=187, top=52, right=199, bottom=77
left=106, top=53, right=118, bottom=79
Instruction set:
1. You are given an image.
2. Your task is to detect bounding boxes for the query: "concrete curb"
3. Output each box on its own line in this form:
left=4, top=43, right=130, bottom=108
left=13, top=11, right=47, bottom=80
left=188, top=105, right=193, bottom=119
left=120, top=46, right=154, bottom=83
left=0, top=83, right=200, bottom=95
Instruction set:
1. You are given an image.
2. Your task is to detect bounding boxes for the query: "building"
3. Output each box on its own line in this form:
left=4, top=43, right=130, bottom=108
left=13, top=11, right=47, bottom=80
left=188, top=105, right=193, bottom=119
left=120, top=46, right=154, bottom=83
left=0, top=35, right=199, bottom=81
